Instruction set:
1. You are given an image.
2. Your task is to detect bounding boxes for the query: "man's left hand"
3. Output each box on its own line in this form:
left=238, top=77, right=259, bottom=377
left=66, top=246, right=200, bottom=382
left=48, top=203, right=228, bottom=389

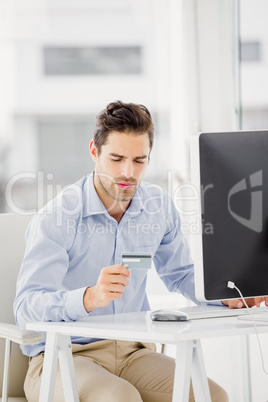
left=222, top=297, right=268, bottom=309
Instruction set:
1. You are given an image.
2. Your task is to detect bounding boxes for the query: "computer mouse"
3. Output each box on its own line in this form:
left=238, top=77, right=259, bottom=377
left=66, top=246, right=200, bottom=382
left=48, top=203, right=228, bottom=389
left=150, top=309, right=189, bottom=322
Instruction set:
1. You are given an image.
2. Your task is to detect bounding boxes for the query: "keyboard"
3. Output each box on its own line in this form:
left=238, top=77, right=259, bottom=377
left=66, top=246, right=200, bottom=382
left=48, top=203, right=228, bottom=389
left=177, top=305, right=268, bottom=320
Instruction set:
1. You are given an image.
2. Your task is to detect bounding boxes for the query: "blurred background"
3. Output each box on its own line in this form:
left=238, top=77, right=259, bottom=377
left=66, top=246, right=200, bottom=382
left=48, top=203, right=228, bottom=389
left=0, top=1, right=268, bottom=401
left=1, top=0, right=267, bottom=216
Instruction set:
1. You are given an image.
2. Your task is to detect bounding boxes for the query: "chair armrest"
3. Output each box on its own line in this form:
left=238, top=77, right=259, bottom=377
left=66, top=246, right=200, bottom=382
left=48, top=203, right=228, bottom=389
left=0, top=323, right=43, bottom=345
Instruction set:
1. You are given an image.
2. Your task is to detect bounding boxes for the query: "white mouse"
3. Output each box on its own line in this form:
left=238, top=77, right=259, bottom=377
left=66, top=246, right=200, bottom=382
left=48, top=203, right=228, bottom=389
left=150, top=309, right=189, bottom=322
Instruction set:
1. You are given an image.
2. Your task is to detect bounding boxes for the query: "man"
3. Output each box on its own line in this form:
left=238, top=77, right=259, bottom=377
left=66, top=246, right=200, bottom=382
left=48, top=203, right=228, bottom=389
left=15, top=100, right=261, bottom=401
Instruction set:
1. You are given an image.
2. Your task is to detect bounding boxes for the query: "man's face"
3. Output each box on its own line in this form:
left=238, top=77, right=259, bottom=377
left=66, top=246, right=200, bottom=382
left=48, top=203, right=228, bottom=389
left=90, top=131, right=150, bottom=206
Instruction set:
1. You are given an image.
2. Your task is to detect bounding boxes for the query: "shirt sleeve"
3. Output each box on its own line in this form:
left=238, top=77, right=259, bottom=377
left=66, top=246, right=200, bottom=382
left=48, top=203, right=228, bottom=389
left=153, top=198, right=220, bottom=306
left=14, top=212, right=89, bottom=330
left=154, top=202, right=223, bottom=306
left=153, top=211, right=198, bottom=304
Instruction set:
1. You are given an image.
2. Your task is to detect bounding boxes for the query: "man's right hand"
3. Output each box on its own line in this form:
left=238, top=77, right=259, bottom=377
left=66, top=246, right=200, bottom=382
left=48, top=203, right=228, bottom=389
left=83, top=264, right=131, bottom=313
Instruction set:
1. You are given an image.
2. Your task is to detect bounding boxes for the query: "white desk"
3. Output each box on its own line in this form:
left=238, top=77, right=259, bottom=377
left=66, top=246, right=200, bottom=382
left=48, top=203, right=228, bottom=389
left=27, top=311, right=268, bottom=402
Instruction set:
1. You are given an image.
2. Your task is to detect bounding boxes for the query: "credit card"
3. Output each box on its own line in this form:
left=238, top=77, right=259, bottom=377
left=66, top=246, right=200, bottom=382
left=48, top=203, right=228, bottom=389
left=121, top=252, right=152, bottom=270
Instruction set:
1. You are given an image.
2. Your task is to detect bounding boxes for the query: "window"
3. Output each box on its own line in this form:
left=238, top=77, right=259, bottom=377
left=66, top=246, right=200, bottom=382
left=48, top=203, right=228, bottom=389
left=240, top=0, right=268, bottom=130
left=38, top=118, right=95, bottom=183
left=43, top=46, right=142, bottom=75
left=240, top=41, right=262, bottom=62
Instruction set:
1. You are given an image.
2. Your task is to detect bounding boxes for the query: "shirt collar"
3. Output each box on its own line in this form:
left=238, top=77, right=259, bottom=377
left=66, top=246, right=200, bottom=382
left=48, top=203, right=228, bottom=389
left=83, top=172, right=144, bottom=218
left=125, top=187, right=144, bottom=217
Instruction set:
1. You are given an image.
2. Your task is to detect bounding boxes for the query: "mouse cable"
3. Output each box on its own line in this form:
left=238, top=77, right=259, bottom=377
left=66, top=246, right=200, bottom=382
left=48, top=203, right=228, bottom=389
left=227, top=281, right=268, bottom=376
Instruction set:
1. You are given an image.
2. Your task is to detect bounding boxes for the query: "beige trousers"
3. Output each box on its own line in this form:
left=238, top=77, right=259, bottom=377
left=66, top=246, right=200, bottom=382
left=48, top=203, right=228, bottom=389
left=24, top=340, right=228, bottom=402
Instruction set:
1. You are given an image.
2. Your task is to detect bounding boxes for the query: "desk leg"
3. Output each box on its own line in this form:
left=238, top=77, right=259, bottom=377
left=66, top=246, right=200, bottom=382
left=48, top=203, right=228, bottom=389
left=39, top=332, right=60, bottom=402
left=58, top=334, right=79, bottom=402
left=172, top=340, right=193, bottom=402
left=191, top=340, right=211, bottom=402
left=39, top=332, right=79, bottom=402
left=172, top=339, right=211, bottom=402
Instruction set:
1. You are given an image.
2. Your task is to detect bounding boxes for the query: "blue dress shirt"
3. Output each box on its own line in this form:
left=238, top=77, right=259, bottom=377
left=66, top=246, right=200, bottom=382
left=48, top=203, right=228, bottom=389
left=14, top=174, right=198, bottom=356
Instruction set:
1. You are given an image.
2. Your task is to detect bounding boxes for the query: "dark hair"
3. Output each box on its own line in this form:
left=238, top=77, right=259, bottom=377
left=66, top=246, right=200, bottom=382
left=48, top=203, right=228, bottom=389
left=93, top=100, right=154, bottom=153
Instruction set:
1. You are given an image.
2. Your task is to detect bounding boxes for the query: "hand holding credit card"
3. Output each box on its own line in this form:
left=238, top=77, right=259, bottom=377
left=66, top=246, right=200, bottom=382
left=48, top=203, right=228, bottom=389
left=122, top=252, right=152, bottom=270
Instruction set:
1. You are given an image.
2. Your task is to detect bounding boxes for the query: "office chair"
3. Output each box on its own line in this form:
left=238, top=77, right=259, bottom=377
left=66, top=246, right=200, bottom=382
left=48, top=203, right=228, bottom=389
left=0, top=213, right=43, bottom=402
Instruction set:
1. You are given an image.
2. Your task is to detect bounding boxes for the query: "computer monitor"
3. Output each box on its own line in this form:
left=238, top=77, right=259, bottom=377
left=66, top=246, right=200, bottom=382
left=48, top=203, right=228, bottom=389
left=190, top=130, right=268, bottom=302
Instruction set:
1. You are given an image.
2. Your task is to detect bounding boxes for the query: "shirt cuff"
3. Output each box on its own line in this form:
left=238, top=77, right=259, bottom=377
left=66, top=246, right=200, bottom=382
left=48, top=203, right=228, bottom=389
left=65, top=287, right=89, bottom=321
left=206, top=300, right=224, bottom=306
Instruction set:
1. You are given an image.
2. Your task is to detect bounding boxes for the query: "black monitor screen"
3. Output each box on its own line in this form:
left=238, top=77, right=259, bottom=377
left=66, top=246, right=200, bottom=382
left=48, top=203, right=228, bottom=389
left=199, top=131, right=268, bottom=300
